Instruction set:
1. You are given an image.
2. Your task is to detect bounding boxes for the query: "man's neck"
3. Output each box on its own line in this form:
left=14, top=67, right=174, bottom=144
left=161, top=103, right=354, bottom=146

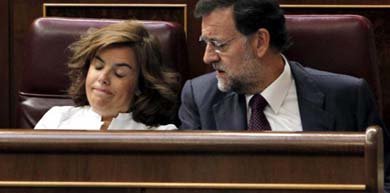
left=251, top=53, right=285, bottom=94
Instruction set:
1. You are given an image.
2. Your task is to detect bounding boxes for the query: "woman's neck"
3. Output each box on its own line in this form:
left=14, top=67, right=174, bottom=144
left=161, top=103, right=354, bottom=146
left=101, top=116, right=114, bottom=130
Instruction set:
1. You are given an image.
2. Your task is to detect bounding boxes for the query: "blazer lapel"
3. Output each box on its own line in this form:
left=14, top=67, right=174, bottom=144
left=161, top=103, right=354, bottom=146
left=290, top=62, right=335, bottom=131
left=213, top=92, right=247, bottom=130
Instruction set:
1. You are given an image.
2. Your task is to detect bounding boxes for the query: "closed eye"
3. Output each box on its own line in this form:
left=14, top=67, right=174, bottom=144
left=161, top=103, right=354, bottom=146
left=211, top=40, right=227, bottom=49
left=93, top=56, right=105, bottom=70
left=94, top=63, right=104, bottom=70
left=198, top=36, right=231, bottom=52
left=113, top=63, right=132, bottom=78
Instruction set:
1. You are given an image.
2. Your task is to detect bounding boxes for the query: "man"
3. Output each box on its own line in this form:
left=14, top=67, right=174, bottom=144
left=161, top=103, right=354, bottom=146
left=178, top=0, right=389, bottom=190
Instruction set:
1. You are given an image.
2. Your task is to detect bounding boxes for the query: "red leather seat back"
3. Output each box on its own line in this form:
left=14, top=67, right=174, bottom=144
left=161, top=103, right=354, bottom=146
left=285, top=14, right=382, bottom=114
left=19, top=17, right=187, bottom=128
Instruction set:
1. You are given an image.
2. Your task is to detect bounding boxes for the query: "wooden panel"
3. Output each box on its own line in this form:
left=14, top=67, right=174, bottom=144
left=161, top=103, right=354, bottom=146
left=0, top=128, right=383, bottom=193
left=43, top=3, right=187, bottom=32
left=279, top=0, right=390, bottom=4
left=0, top=0, right=9, bottom=128
left=0, top=153, right=363, bottom=183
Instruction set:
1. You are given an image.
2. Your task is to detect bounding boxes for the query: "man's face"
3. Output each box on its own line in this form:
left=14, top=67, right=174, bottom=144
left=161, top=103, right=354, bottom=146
left=200, top=7, right=261, bottom=93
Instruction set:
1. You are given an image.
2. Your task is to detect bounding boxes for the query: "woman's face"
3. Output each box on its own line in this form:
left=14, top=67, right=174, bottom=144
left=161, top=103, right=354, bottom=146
left=85, top=45, right=139, bottom=118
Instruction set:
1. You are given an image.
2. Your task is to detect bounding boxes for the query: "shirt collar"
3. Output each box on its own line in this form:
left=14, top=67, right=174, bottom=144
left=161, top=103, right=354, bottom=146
left=246, top=54, right=292, bottom=114
left=89, top=107, right=131, bottom=119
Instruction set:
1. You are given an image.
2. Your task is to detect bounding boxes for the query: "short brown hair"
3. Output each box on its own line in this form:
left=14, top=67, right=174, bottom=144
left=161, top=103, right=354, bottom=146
left=195, top=0, right=291, bottom=52
left=67, top=20, right=180, bottom=126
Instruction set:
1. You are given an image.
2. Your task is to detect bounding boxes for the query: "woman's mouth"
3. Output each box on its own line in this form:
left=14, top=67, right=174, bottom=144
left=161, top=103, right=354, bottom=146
left=93, top=87, right=113, bottom=95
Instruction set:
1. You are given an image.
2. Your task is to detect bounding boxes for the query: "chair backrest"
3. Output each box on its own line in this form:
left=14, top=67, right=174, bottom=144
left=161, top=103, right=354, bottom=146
left=284, top=14, right=382, bottom=114
left=18, top=17, right=187, bottom=128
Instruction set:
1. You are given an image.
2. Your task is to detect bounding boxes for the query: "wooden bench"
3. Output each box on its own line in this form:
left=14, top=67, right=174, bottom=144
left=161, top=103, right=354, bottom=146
left=0, top=126, right=383, bottom=193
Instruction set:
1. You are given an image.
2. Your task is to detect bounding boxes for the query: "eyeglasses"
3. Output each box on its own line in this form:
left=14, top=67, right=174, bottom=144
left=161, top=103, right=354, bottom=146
left=198, top=35, right=239, bottom=54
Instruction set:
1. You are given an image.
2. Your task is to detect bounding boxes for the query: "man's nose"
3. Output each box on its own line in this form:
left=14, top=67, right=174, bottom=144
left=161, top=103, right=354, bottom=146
left=203, top=44, right=220, bottom=65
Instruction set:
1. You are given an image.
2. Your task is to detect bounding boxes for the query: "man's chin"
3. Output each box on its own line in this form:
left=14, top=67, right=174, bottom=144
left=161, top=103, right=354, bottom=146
left=217, top=78, right=248, bottom=94
left=217, top=79, right=232, bottom=92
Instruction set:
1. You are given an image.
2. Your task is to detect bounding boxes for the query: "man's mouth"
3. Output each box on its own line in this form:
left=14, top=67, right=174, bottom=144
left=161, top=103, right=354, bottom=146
left=216, top=69, right=225, bottom=74
left=212, top=63, right=226, bottom=74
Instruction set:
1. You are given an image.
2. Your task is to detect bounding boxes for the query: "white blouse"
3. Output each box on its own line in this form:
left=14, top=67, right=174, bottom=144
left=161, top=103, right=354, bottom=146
left=34, top=106, right=177, bottom=130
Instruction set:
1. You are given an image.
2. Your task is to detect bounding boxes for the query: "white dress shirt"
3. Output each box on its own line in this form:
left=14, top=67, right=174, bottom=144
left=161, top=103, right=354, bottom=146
left=246, top=55, right=302, bottom=131
left=34, top=106, right=177, bottom=130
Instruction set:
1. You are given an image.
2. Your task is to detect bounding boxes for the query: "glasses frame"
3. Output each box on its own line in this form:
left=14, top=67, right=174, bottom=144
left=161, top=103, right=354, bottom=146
left=198, top=35, right=239, bottom=54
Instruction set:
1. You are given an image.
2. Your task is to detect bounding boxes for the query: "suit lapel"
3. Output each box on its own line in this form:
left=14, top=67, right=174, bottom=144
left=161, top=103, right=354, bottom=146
left=290, top=62, right=335, bottom=131
left=213, top=92, right=247, bottom=130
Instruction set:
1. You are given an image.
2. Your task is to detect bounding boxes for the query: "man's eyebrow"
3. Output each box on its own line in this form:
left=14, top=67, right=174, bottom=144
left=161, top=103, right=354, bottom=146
left=200, top=35, right=218, bottom=41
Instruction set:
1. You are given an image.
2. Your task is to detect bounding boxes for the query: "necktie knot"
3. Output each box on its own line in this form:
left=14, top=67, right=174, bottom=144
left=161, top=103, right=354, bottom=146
left=248, top=94, right=271, bottom=131
left=250, top=94, right=268, bottom=111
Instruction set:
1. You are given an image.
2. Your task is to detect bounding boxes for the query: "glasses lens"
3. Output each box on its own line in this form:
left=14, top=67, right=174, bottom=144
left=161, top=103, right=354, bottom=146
left=199, top=36, right=238, bottom=54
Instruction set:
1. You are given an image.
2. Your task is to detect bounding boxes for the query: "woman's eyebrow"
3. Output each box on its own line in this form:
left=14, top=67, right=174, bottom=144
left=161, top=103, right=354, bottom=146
left=94, top=55, right=105, bottom=63
left=113, top=63, right=132, bottom=69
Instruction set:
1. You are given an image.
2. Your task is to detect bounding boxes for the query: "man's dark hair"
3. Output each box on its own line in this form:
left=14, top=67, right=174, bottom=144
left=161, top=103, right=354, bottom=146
left=195, top=0, right=291, bottom=52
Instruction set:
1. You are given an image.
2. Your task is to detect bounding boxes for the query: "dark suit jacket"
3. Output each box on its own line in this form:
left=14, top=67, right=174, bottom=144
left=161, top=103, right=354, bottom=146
left=179, top=61, right=384, bottom=131
left=179, top=61, right=389, bottom=190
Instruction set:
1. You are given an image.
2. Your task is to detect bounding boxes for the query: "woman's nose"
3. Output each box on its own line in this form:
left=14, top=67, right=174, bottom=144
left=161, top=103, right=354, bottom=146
left=98, top=71, right=110, bottom=85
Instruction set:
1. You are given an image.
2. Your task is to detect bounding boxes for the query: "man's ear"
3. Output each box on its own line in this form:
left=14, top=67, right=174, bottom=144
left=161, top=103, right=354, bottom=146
left=252, top=28, right=270, bottom=58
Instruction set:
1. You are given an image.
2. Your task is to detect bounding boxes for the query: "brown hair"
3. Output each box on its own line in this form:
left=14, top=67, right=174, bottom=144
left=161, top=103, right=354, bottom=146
left=67, top=20, right=180, bottom=126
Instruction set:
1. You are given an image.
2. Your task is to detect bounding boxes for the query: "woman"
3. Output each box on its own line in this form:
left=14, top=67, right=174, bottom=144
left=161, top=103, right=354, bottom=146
left=35, top=20, right=180, bottom=130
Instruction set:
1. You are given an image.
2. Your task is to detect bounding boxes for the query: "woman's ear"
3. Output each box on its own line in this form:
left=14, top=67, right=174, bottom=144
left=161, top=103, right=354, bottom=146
left=252, top=28, right=270, bottom=58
